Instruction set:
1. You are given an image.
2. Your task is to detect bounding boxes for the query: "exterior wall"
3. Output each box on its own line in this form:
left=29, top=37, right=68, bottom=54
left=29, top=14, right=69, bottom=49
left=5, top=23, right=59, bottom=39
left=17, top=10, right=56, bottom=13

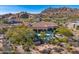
left=66, top=22, right=79, bottom=39
left=66, top=22, right=78, bottom=31
left=67, top=23, right=75, bottom=30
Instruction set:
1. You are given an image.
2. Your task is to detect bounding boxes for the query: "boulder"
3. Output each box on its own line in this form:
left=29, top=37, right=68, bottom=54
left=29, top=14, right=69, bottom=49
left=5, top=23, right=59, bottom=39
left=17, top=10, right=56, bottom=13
left=0, top=43, right=3, bottom=51
left=41, top=48, right=52, bottom=54
left=30, top=49, right=40, bottom=54
left=58, top=43, right=67, bottom=48
left=53, top=47, right=64, bottom=53
left=50, top=49, right=56, bottom=54
left=15, top=45, right=25, bottom=54
left=60, top=50, right=68, bottom=54
left=71, top=47, right=79, bottom=54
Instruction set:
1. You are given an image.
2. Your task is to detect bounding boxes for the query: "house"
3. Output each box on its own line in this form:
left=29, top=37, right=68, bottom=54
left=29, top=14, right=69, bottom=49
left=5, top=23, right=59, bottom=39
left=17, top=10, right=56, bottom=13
left=66, top=20, right=79, bottom=39
left=24, top=21, right=58, bottom=42
left=7, top=15, right=22, bottom=26
left=8, top=19, right=22, bottom=26
left=66, top=21, right=79, bottom=31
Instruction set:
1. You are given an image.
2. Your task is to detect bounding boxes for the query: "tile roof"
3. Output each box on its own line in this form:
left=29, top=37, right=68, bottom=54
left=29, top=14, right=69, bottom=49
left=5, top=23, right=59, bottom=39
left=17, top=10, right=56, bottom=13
left=24, top=21, right=58, bottom=29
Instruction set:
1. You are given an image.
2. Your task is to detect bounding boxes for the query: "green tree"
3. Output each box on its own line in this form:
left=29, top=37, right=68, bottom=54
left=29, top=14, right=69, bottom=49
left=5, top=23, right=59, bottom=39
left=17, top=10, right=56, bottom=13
left=48, top=38, right=59, bottom=44
left=48, top=37, right=67, bottom=45
left=39, top=31, right=46, bottom=42
left=57, top=37, right=67, bottom=43
left=55, top=27, right=73, bottom=37
left=5, top=25, right=35, bottom=47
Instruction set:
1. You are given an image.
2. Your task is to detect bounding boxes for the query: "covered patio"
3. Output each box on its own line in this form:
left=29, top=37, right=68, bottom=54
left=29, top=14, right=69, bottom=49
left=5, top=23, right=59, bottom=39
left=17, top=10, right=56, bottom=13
left=32, top=21, right=58, bottom=41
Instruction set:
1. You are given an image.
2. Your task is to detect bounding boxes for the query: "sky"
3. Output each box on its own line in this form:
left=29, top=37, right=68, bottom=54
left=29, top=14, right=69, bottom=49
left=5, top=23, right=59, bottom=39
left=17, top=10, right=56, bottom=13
left=0, top=5, right=79, bottom=14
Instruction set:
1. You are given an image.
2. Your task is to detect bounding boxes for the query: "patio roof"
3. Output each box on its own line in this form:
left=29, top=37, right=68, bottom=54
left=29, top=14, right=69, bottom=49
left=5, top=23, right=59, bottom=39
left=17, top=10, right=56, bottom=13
left=32, top=21, right=58, bottom=29
left=24, top=21, right=58, bottom=30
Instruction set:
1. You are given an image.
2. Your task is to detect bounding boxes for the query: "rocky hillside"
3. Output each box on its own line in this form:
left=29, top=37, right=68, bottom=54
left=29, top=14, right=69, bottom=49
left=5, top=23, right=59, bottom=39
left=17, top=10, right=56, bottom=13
left=0, top=12, right=29, bottom=20
left=40, top=7, right=79, bottom=18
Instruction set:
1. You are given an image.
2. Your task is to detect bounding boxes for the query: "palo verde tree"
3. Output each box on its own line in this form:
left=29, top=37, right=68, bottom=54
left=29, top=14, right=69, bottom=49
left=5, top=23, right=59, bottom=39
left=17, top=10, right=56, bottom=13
left=55, top=26, right=73, bottom=37
left=5, top=25, right=35, bottom=48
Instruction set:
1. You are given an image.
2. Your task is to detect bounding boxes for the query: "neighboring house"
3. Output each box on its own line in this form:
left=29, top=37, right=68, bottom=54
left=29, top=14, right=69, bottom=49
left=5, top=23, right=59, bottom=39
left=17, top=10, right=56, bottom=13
left=66, top=21, right=79, bottom=39
left=66, top=21, right=79, bottom=31
left=8, top=19, right=22, bottom=26
left=7, top=15, right=22, bottom=26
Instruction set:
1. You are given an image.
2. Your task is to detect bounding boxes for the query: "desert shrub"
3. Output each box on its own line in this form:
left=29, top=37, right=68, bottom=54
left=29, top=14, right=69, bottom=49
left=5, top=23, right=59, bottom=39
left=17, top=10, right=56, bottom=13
left=58, top=37, right=68, bottom=43
left=48, top=38, right=59, bottom=44
left=55, top=27, right=73, bottom=37
left=5, top=25, right=35, bottom=48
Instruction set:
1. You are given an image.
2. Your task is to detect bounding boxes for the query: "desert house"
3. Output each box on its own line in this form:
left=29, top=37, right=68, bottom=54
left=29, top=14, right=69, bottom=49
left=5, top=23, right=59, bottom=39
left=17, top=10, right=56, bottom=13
left=24, top=21, right=58, bottom=42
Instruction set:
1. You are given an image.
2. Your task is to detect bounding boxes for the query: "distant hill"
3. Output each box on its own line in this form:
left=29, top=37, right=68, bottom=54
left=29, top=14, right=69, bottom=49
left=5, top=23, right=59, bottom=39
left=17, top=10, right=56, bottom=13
left=0, top=12, right=29, bottom=20
left=1, top=7, right=79, bottom=22
left=40, top=7, right=79, bottom=18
